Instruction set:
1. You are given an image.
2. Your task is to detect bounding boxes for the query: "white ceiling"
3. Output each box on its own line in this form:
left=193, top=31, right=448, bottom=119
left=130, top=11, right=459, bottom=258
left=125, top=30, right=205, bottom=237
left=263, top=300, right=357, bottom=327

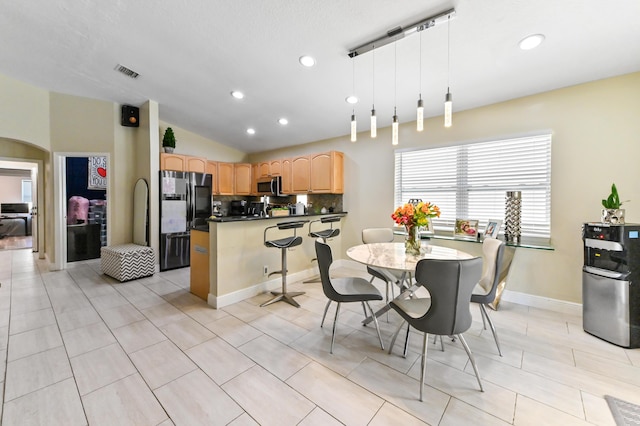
left=1, top=0, right=639, bottom=153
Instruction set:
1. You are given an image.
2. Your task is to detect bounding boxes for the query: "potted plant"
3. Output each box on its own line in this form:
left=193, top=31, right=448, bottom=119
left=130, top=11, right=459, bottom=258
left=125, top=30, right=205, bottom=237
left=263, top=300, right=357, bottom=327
left=601, top=183, right=627, bottom=224
left=162, top=127, right=176, bottom=153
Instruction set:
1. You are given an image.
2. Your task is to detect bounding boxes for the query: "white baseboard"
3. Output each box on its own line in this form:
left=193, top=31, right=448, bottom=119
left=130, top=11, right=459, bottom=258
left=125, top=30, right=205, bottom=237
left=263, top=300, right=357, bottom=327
left=501, top=289, right=582, bottom=316
left=208, top=268, right=317, bottom=309
left=206, top=261, right=583, bottom=316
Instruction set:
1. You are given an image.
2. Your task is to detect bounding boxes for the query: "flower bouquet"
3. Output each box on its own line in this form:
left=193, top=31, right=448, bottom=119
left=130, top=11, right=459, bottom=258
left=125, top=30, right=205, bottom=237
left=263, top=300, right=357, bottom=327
left=391, top=201, right=441, bottom=255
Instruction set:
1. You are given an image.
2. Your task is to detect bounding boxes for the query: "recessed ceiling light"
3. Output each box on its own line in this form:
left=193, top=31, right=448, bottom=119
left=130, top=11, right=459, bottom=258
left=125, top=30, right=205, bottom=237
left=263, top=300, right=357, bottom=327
left=278, top=118, right=289, bottom=125
left=299, top=55, right=316, bottom=67
left=519, top=34, right=545, bottom=50
left=231, top=91, right=245, bottom=99
left=345, top=96, right=359, bottom=104
left=246, top=128, right=255, bottom=135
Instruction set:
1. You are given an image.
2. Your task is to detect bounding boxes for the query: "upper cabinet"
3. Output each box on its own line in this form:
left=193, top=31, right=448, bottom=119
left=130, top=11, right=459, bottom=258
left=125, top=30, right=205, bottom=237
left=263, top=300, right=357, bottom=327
left=290, top=151, right=344, bottom=194
left=281, top=158, right=292, bottom=194
left=186, top=156, right=206, bottom=173
left=206, top=161, right=219, bottom=195
left=258, top=160, right=282, bottom=177
left=310, top=151, right=343, bottom=194
left=218, top=162, right=234, bottom=195
left=234, top=163, right=252, bottom=195
left=160, top=153, right=186, bottom=171
left=291, top=155, right=311, bottom=193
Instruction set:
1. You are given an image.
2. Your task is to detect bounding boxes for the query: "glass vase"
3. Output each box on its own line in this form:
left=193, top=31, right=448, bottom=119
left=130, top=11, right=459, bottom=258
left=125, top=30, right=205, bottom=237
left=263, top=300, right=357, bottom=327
left=405, top=225, right=421, bottom=255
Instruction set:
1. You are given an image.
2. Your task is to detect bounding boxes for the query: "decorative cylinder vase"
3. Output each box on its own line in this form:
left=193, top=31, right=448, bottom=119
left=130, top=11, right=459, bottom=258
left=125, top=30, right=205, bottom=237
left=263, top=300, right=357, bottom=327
left=405, top=225, right=421, bottom=255
left=601, top=208, right=625, bottom=224
left=505, top=191, right=522, bottom=243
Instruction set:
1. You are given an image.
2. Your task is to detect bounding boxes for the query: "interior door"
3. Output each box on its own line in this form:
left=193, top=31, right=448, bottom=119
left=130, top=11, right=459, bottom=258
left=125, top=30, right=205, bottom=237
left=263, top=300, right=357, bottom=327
left=30, top=167, right=38, bottom=252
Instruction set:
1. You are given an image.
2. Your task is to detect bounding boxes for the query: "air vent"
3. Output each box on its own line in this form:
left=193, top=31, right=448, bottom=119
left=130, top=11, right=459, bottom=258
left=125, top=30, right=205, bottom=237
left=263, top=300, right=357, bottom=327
left=114, top=64, right=139, bottom=79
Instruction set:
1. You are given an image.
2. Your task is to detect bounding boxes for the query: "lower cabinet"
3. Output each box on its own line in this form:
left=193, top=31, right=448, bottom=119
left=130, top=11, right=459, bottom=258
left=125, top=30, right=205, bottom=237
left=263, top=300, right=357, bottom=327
left=190, top=229, right=209, bottom=300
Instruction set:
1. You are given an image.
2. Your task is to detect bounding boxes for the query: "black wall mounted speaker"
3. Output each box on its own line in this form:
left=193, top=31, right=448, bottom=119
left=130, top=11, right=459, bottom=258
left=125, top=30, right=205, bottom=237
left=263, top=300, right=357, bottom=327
left=121, top=105, right=139, bottom=127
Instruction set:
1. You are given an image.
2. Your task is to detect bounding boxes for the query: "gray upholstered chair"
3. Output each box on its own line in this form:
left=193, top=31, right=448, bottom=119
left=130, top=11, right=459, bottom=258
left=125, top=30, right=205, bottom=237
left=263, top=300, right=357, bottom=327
left=261, top=220, right=309, bottom=308
left=361, top=228, right=408, bottom=303
left=315, top=239, right=384, bottom=354
left=389, top=257, right=484, bottom=401
left=472, top=237, right=506, bottom=356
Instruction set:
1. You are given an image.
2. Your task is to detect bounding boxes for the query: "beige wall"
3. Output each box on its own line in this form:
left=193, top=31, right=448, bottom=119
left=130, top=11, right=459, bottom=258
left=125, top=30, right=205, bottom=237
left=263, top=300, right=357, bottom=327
left=250, top=72, right=640, bottom=304
left=159, top=121, right=247, bottom=163
left=0, top=74, right=51, bottom=150
left=0, top=176, right=26, bottom=203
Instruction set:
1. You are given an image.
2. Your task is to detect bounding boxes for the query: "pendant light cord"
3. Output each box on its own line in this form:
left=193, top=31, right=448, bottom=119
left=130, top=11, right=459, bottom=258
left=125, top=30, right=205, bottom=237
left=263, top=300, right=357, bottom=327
left=419, top=32, right=422, bottom=98
left=372, top=46, right=375, bottom=108
left=394, top=42, right=397, bottom=106
left=447, top=14, right=451, bottom=91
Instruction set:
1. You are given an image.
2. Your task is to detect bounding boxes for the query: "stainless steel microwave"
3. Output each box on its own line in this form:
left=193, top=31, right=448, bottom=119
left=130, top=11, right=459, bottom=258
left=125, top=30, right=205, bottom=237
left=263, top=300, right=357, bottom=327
left=256, top=176, right=284, bottom=196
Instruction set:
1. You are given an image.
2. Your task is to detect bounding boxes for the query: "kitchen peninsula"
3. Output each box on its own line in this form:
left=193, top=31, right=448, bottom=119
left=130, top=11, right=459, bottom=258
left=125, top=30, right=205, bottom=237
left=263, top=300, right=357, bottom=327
left=191, top=212, right=347, bottom=308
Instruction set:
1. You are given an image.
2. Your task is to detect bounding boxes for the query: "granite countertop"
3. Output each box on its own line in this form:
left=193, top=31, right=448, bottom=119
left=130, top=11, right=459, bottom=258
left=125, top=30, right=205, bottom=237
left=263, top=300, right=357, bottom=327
left=208, top=212, right=347, bottom=223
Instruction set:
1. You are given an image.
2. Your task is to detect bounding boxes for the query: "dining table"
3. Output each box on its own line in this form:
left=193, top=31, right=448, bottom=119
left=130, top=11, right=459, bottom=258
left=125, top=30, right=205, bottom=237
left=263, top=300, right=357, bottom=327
left=346, top=242, right=476, bottom=324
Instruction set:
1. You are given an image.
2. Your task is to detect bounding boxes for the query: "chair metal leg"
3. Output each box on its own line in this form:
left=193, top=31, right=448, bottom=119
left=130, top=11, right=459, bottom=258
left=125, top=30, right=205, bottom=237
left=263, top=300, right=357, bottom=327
left=388, top=320, right=405, bottom=354
left=420, top=332, right=428, bottom=402
left=480, top=303, right=502, bottom=356
left=320, top=300, right=331, bottom=328
left=365, top=301, right=384, bottom=350
left=479, top=303, right=487, bottom=330
left=330, top=302, right=341, bottom=354
left=439, top=335, right=444, bottom=352
left=402, top=321, right=410, bottom=358
left=458, top=334, right=484, bottom=392
left=361, top=301, right=368, bottom=320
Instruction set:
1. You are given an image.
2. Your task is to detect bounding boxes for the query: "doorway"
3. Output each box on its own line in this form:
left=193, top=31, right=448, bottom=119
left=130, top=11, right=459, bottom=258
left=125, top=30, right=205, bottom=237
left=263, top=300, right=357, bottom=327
left=0, top=160, right=39, bottom=252
left=53, top=152, right=110, bottom=269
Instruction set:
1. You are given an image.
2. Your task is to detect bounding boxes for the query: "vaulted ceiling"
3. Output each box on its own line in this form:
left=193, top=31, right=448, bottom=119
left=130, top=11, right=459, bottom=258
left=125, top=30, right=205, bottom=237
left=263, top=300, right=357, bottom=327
left=1, top=0, right=639, bottom=153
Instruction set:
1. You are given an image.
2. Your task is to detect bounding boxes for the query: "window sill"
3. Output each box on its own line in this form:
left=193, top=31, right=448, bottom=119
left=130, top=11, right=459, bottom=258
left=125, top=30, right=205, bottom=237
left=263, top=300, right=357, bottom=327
left=394, top=229, right=554, bottom=251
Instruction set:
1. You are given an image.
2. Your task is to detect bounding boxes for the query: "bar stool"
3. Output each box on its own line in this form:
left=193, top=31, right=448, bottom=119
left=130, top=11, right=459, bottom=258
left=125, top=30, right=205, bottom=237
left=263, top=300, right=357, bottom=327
left=261, top=220, right=309, bottom=308
left=304, top=216, right=341, bottom=283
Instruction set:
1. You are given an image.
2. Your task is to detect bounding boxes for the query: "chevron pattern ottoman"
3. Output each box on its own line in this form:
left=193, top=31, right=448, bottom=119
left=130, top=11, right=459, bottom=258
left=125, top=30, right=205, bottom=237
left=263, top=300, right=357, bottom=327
left=101, top=244, right=155, bottom=282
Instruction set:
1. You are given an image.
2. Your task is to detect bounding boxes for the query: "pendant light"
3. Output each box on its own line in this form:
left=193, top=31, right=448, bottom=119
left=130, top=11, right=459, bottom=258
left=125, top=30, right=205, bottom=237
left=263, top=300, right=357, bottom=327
left=392, top=43, right=399, bottom=145
left=351, top=110, right=357, bottom=142
left=444, top=14, right=453, bottom=128
left=370, top=46, right=377, bottom=138
left=416, top=32, right=424, bottom=132
left=350, top=58, right=357, bottom=142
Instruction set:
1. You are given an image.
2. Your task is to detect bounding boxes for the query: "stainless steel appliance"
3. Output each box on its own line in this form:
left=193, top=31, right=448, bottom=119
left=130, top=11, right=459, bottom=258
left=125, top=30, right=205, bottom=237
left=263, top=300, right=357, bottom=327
left=256, top=176, right=284, bottom=196
left=159, top=171, right=212, bottom=271
left=582, top=223, right=640, bottom=348
left=229, top=200, right=247, bottom=216
left=248, top=202, right=265, bottom=216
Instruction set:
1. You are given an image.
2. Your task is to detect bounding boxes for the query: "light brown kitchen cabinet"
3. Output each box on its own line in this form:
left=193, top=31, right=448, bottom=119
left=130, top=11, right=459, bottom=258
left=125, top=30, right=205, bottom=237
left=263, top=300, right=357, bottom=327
left=258, top=162, right=271, bottom=178
left=269, top=159, right=282, bottom=176
left=310, top=151, right=344, bottom=194
left=251, top=163, right=259, bottom=195
left=160, top=153, right=186, bottom=171
left=206, top=161, right=219, bottom=194
left=186, top=156, right=207, bottom=173
left=258, top=160, right=282, bottom=177
left=290, top=151, right=344, bottom=194
left=218, top=162, right=234, bottom=195
left=234, top=163, right=252, bottom=195
left=291, top=155, right=311, bottom=193
left=281, top=158, right=292, bottom=194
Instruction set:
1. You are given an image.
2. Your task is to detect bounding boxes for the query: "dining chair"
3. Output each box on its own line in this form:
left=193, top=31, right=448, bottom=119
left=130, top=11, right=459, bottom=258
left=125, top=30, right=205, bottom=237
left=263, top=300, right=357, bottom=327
left=315, top=239, right=385, bottom=354
left=361, top=228, right=407, bottom=303
left=472, top=237, right=506, bottom=356
left=388, top=257, right=484, bottom=401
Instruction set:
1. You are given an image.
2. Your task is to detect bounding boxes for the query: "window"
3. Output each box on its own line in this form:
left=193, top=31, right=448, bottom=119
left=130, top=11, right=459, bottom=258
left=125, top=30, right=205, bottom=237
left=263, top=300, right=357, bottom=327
left=21, top=179, right=32, bottom=203
left=394, top=134, right=551, bottom=238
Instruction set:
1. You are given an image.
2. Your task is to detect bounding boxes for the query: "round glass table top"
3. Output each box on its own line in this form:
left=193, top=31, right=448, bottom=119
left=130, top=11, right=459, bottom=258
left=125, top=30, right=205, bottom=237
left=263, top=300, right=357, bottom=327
left=346, top=242, right=476, bottom=272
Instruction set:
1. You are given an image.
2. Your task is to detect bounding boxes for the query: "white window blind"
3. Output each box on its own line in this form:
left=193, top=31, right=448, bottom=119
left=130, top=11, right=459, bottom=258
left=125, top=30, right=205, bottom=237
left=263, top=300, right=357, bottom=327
left=394, top=134, right=551, bottom=238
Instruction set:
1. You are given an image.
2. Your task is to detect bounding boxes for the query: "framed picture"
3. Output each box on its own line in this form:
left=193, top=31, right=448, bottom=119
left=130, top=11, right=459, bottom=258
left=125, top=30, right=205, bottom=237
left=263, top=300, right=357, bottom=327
left=454, top=219, right=479, bottom=240
left=483, top=219, right=502, bottom=239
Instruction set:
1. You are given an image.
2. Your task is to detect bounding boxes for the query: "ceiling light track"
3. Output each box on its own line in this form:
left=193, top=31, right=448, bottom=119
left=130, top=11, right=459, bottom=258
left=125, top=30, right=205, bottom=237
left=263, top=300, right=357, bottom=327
left=347, top=8, right=456, bottom=58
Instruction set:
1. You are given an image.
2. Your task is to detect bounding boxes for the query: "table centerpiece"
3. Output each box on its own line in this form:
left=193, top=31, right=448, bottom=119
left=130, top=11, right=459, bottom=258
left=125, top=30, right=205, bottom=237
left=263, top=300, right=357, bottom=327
left=392, top=201, right=440, bottom=255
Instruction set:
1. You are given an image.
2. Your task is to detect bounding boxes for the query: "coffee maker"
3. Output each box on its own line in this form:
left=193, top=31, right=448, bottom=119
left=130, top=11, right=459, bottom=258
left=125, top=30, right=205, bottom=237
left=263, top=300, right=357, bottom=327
left=212, top=201, right=222, bottom=217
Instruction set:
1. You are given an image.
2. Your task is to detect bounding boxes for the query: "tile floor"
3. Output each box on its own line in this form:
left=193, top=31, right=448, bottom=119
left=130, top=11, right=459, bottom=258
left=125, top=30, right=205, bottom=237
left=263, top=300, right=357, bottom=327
left=0, top=248, right=638, bottom=425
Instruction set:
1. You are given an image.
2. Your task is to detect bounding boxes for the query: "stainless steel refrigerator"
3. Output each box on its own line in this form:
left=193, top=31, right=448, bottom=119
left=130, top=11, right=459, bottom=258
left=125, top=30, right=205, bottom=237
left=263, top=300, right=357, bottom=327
left=159, top=170, right=212, bottom=271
